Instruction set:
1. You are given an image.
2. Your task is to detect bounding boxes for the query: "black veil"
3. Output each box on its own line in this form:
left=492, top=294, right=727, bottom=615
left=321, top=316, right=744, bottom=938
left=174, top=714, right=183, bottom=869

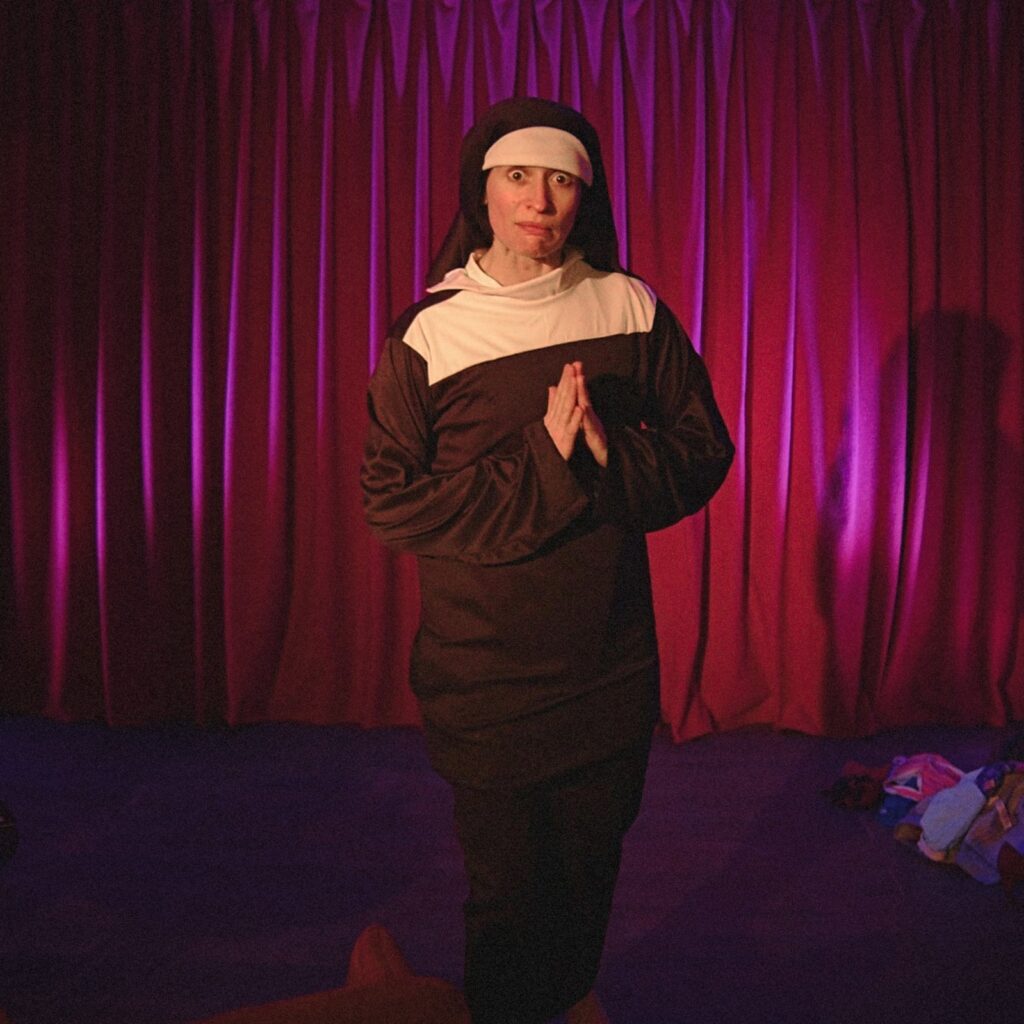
left=426, top=98, right=621, bottom=286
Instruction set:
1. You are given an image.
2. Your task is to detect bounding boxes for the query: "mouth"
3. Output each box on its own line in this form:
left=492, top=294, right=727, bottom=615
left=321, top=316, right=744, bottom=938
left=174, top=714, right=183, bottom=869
left=516, top=222, right=551, bottom=235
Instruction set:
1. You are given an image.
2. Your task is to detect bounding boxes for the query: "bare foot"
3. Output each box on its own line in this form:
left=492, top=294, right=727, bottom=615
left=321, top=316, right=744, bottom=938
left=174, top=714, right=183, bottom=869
left=566, top=990, right=611, bottom=1024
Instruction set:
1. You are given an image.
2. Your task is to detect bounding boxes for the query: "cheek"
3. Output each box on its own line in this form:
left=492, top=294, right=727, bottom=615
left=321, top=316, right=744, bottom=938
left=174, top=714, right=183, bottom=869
left=561, top=194, right=583, bottom=233
left=483, top=185, right=510, bottom=228
left=482, top=175, right=501, bottom=230
left=485, top=199, right=505, bottom=237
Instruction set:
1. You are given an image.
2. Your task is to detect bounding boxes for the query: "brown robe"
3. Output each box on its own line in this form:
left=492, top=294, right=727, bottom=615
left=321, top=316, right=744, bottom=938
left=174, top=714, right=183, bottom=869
left=362, top=253, right=733, bottom=787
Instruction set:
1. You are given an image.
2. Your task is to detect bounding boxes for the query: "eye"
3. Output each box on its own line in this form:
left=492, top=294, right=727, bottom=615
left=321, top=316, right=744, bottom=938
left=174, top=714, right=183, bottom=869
left=508, top=168, right=526, bottom=182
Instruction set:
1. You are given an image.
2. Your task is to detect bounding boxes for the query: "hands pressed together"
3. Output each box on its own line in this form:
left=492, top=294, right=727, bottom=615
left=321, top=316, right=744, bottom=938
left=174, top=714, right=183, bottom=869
left=543, top=361, right=608, bottom=468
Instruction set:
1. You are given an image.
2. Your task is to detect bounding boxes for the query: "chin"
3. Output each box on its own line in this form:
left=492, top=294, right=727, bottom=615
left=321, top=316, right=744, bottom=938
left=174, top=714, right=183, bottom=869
left=524, top=243, right=564, bottom=261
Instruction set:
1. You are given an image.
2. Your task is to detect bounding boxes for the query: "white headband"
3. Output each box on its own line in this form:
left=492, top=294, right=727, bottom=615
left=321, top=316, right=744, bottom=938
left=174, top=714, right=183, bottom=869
left=481, top=126, right=593, bottom=186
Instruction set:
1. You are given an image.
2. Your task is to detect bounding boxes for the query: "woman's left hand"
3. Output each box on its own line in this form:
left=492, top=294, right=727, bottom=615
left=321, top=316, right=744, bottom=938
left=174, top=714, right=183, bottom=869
left=573, top=361, right=608, bottom=468
left=544, top=363, right=584, bottom=460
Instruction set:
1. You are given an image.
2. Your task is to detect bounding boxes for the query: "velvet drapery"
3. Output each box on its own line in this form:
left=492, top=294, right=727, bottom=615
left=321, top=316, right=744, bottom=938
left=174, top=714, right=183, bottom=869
left=2, top=1, right=1022, bottom=739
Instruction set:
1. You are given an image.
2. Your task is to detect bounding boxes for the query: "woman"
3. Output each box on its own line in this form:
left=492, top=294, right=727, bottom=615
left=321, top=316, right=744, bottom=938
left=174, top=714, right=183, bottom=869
left=362, top=98, right=733, bottom=1024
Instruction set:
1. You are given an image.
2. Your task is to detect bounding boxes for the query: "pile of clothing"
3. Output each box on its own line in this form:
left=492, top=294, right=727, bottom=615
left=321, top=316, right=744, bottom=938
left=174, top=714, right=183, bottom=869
left=824, top=732, right=1024, bottom=901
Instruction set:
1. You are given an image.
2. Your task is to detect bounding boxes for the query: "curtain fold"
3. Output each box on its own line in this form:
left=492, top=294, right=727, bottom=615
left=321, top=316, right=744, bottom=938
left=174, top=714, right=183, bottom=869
left=2, top=0, right=1021, bottom=738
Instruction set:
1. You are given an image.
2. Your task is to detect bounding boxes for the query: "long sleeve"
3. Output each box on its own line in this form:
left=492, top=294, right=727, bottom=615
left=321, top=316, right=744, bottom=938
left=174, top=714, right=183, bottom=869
left=360, top=266, right=723, bottom=790
left=594, top=301, right=734, bottom=532
left=361, top=335, right=590, bottom=564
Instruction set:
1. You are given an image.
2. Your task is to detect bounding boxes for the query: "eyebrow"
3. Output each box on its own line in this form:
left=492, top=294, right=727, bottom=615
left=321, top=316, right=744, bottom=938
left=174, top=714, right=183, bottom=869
left=503, top=166, right=574, bottom=174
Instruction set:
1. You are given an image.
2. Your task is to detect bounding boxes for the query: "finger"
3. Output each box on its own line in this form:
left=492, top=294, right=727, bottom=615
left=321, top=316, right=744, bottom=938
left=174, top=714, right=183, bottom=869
left=576, top=369, right=592, bottom=410
left=571, top=361, right=586, bottom=398
left=555, top=372, right=575, bottom=404
left=546, top=376, right=580, bottom=439
left=544, top=375, right=583, bottom=459
left=581, top=405, right=609, bottom=467
left=581, top=402, right=606, bottom=442
left=549, top=386, right=569, bottom=424
left=552, top=365, right=577, bottom=416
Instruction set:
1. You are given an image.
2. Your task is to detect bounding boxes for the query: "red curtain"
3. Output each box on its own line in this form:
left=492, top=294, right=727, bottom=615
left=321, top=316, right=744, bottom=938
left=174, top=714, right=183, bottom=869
left=2, top=1, right=1022, bottom=739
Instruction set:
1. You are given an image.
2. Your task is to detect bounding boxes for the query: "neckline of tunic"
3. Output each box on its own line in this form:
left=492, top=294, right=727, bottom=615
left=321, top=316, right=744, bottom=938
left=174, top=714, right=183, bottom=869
left=428, top=249, right=586, bottom=301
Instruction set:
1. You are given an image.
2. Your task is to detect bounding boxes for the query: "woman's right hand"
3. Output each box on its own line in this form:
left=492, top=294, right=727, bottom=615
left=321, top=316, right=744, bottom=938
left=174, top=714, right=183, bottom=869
left=544, top=363, right=583, bottom=460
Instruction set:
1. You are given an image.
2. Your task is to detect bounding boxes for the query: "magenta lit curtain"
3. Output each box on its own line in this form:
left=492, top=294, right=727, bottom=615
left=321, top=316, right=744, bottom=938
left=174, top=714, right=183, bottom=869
left=2, top=1, right=1022, bottom=739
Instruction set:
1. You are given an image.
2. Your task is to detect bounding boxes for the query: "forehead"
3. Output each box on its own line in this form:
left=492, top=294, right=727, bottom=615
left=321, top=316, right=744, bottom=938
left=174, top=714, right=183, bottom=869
left=479, top=124, right=593, bottom=185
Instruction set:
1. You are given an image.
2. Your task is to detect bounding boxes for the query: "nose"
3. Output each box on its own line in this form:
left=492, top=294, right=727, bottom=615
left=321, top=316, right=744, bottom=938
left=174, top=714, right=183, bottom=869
left=525, top=175, right=554, bottom=211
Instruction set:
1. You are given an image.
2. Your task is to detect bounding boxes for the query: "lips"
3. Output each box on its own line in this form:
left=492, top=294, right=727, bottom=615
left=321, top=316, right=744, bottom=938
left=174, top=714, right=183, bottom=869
left=516, top=222, right=550, bottom=235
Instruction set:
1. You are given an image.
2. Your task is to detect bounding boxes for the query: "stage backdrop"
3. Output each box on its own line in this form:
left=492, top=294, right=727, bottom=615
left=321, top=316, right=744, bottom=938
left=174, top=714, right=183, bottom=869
left=2, top=0, right=1022, bottom=739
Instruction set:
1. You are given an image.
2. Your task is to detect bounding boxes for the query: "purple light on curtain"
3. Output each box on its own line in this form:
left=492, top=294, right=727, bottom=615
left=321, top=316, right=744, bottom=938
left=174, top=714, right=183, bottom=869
left=6, top=386, right=27, bottom=625
left=608, top=40, right=628, bottom=266
left=296, top=0, right=318, bottom=113
left=190, top=101, right=208, bottom=710
left=904, top=376, right=932, bottom=602
left=834, top=383, right=867, bottom=573
left=221, top=25, right=256, bottom=720
left=624, top=0, right=656, bottom=196
left=431, top=1, right=458, bottom=107
left=367, top=58, right=386, bottom=371
left=139, top=9, right=159, bottom=563
left=680, top=15, right=706, bottom=352
left=413, top=50, right=430, bottom=294
left=48, top=358, right=69, bottom=715
left=317, top=65, right=335, bottom=439
left=343, top=1, right=371, bottom=110
left=223, top=77, right=252, bottom=547
left=269, top=52, right=287, bottom=499
left=481, top=0, right=516, bottom=103
left=579, top=0, right=605, bottom=89
left=775, top=199, right=798, bottom=519
left=44, top=10, right=72, bottom=718
left=5, top=136, right=29, bottom=633
left=522, top=0, right=542, bottom=98
left=140, top=271, right=156, bottom=557
left=95, top=343, right=110, bottom=702
left=461, top=18, right=476, bottom=133
left=385, top=0, right=412, bottom=97
left=801, top=319, right=829, bottom=511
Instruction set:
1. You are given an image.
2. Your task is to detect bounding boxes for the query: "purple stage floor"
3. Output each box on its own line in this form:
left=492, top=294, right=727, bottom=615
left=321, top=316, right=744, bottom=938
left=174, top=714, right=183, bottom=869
left=0, top=717, right=1021, bottom=1024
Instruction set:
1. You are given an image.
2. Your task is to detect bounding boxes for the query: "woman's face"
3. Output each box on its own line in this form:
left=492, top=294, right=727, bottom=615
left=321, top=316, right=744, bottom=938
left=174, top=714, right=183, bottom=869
left=483, top=166, right=583, bottom=264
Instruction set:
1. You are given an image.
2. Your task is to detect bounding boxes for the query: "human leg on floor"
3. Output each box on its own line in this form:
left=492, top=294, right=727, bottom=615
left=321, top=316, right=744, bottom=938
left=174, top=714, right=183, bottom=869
left=452, top=739, right=650, bottom=1024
